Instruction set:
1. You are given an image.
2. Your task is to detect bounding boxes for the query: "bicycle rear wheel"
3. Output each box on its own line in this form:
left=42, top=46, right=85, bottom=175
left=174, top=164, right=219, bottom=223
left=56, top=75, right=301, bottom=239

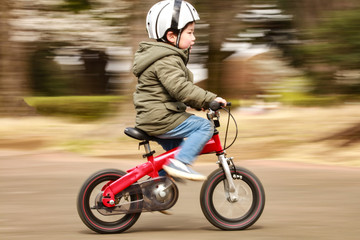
left=77, top=169, right=142, bottom=233
left=200, top=166, right=265, bottom=230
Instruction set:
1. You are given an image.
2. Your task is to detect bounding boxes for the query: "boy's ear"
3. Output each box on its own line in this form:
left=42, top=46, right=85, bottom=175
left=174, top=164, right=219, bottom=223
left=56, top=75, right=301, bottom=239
left=166, top=31, right=178, bottom=45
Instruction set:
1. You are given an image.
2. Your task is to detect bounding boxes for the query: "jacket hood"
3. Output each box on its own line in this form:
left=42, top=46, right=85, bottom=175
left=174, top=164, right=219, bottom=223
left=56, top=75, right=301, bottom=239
left=132, top=42, right=189, bottom=77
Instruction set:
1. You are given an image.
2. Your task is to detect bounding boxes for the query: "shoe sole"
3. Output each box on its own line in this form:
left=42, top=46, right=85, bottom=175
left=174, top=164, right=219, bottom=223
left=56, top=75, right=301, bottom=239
left=162, top=165, right=207, bottom=181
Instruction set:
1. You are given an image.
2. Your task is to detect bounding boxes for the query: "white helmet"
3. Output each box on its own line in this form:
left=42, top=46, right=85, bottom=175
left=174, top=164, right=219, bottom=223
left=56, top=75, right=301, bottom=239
left=146, top=0, right=200, bottom=41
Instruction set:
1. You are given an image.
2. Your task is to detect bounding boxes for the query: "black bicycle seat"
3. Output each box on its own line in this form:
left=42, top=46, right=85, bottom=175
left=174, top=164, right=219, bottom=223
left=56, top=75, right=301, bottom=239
left=124, top=127, right=154, bottom=141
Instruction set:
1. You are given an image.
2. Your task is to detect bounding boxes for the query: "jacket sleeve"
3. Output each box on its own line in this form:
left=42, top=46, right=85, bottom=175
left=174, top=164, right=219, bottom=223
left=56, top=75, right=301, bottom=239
left=155, top=56, right=217, bottom=109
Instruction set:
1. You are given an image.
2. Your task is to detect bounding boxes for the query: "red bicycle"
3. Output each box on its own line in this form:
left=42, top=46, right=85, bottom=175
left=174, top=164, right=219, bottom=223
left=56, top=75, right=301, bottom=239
left=77, top=101, right=265, bottom=233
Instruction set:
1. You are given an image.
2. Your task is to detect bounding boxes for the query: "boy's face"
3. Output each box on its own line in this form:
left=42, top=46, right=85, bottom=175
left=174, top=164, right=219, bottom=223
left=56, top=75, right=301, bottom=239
left=178, top=22, right=196, bottom=52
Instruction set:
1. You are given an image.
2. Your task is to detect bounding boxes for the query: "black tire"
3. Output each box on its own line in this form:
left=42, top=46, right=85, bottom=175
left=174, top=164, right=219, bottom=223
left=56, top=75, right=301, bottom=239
left=200, top=166, right=265, bottom=230
left=77, top=169, right=142, bottom=233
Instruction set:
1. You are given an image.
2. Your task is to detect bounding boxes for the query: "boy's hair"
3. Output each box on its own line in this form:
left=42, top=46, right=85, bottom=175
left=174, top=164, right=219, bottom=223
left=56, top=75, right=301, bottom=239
left=157, top=28, right=180, bottom=43
left=157, top=20, right=195, bottom=44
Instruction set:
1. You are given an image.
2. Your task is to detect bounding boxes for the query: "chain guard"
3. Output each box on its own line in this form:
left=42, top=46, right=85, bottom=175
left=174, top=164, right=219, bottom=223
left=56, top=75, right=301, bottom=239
left=94, top=176, right=178, bottom=215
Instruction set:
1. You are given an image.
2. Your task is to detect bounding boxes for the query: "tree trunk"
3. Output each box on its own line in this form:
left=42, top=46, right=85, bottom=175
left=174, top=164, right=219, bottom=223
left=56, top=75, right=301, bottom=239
left=0, top=0, right=34, bottom=116
left=201, top=0, right=245, bottom=96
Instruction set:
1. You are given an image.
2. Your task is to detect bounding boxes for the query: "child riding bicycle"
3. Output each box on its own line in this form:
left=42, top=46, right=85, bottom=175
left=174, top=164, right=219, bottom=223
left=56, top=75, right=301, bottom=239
left=132, top=0, right=227, bottom=181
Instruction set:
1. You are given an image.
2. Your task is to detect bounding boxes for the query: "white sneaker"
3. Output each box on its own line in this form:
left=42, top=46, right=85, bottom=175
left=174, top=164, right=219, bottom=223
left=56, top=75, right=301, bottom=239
left=163, top=159, right=207, bottom=181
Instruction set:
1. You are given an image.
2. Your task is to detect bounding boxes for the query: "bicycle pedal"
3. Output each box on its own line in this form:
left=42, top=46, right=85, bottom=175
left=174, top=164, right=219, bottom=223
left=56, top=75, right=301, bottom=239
left=158, top=210, right=173, bottom=215
left=168, top=175, right=186, bottom=183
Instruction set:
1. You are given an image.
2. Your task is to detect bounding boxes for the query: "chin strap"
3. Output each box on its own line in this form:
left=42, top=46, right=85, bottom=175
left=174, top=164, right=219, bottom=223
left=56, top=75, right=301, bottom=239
left=175, top=29, right=183, bottom=48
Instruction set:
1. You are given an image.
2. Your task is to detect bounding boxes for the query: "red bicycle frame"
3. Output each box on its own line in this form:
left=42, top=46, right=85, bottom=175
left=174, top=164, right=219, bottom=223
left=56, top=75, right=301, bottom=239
left=102, top=132, right=224, bottom=207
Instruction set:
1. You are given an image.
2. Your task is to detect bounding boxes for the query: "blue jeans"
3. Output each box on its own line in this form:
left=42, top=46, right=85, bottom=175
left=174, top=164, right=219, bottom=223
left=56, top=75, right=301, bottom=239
left=154, top=115, right=214, bottom=165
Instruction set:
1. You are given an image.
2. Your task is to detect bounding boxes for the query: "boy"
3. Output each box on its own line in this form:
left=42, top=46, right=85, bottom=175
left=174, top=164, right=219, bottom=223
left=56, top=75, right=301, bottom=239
left=132, top=0, right=227, bottom=181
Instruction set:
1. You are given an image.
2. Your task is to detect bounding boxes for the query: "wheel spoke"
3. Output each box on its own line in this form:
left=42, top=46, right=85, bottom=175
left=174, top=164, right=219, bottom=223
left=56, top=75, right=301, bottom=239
left=212, top=179, right=253, bottom=219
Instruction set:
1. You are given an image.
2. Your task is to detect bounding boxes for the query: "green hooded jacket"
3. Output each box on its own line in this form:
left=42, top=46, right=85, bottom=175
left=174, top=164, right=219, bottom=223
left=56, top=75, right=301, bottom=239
left=132, top=41, right=217, bottom=136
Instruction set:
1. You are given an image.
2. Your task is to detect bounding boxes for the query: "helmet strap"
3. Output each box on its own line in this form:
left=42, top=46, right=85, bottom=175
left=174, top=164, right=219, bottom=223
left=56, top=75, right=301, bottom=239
left=175, top=28, right=183, bottom=48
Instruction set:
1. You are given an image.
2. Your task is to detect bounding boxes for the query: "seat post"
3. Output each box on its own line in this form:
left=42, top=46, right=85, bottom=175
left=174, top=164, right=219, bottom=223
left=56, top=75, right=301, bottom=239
left=139, top=140, right=155, bottom=158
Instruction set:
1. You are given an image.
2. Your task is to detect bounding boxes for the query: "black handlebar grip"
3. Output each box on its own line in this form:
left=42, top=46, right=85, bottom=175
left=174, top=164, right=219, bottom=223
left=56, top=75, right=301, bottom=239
left=209, top=101, right=231, bottom=111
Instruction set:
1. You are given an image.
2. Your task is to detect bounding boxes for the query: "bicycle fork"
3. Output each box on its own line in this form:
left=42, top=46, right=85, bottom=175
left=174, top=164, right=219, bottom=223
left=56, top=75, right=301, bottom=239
left=217, top=154, right=239, bottom=202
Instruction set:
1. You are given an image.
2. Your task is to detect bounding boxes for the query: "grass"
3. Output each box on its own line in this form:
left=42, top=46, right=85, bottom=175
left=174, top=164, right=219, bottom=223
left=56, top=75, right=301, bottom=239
left=25, top=95, right=125, bottom=121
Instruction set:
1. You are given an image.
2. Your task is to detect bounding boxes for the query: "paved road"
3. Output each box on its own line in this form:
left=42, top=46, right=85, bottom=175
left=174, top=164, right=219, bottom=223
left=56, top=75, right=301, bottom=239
left=1, top=151, right=359, bottom=240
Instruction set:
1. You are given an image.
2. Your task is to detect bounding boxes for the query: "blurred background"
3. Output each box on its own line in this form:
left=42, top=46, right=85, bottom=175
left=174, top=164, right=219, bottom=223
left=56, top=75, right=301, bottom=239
left=1, top=2, right=360, bottom=239
left=0, top=0, right=360, bottom=162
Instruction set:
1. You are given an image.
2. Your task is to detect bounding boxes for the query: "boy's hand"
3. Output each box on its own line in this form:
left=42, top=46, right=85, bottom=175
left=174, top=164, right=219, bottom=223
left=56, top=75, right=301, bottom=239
left=214, top=97, right=227, bottom=106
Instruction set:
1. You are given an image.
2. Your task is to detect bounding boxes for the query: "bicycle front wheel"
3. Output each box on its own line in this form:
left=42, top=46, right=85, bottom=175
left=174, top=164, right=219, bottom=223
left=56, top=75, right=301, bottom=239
left=200, top=166, right=265, bottom=230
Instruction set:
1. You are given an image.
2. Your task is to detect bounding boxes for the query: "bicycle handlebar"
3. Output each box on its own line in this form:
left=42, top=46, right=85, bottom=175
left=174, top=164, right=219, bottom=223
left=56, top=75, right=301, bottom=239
left=209, top=101, right=231, bottom=111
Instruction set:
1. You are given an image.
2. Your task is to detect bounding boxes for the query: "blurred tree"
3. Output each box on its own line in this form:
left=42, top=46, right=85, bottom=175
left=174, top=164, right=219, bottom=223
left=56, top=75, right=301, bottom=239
left=197, top=0, right=245, bottom=95
left=278, top=0, right=360, bottom=95
left=29, top=44, right=74, bottom=96
left=287, top=8, right=360, bottom=94
left=0, top=0, right=34, bottom=116
left=278, top=0, right=358, bottom=28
